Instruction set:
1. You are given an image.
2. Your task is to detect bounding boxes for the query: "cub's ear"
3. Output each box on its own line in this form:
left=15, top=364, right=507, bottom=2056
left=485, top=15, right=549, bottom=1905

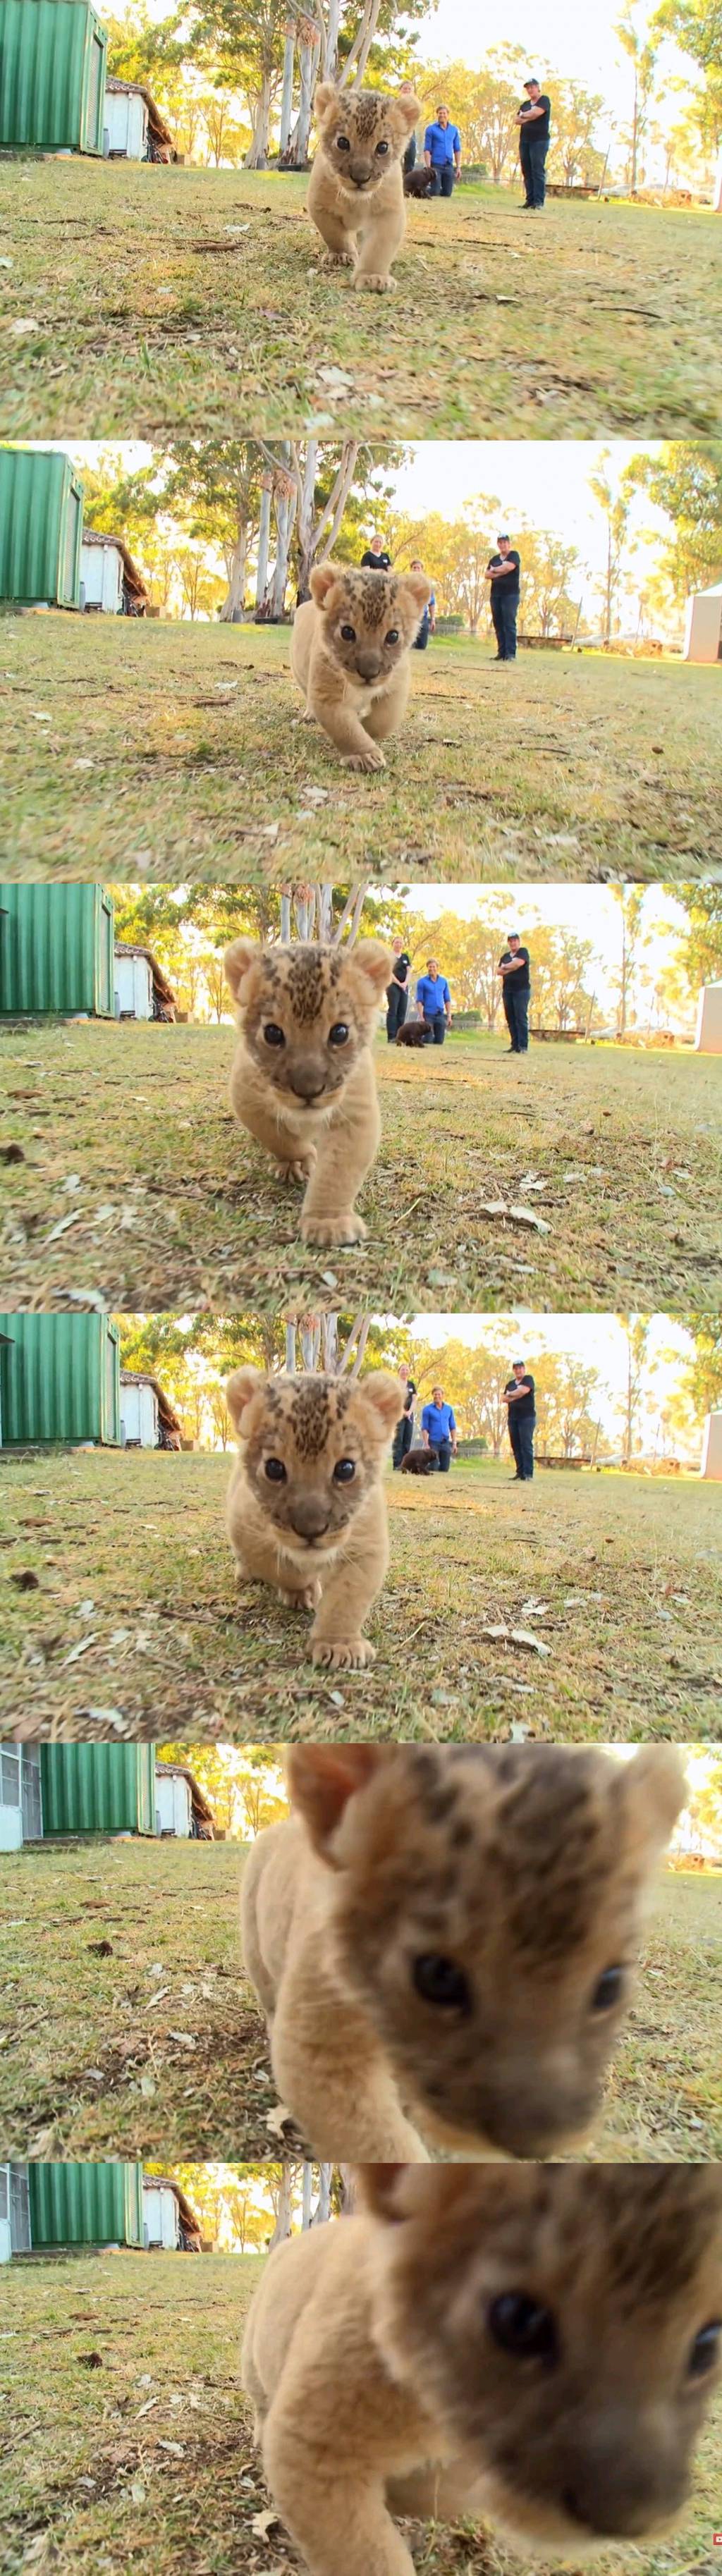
left=286, top=1744, right=386, bottom=1856
left=403, top=570, right=432, bottom=615
left=226, top=1366, right=268, bottom=1438
left=224, top=937, right=262, bottom=1005
left=349, top=936, right=395, bottom=1001
left=396, top=90, right=420, bottom=134
left=619, top=1746, right=687, bottom=1858
left=313, top=80, right=338, bottom=123
left=357, top=2166, right=412, bottom=2224
left=310, top=561, right=341, bottom=610
left=357, top=1369, right=405, bottom=1437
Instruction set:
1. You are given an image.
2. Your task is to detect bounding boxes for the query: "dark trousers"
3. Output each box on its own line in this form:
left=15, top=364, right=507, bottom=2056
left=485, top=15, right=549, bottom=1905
left=392, top=1410, right=413, bottom=1468
left=412, top=618, right=429, bottom=649
left=429, top=164, right=454, bottom=196
left=506, top=985, right=529, bottom=1052
left=429, top=1437, right=452, bottom=1471
left=520, top=133, right=549, bottom=205
left=491, top=591, right=518, bottom=659
left=423, top=1012, right=446, bottom=1043
left=386, top=981, right=408, bottom=1043
left=509, top=1415, right=535, bottom=1478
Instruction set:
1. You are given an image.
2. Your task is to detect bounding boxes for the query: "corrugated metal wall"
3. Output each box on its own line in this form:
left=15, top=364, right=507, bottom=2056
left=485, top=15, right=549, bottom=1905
left=40, top=1746, right=157, bottom=1836
left=0, top=1315, right=121, bottom=1445
left=0, top=1, right=107, bottom=152
left=0, top=448, right=84, bottom=607
left=29, top=2164, right=145, bottom=2248
left=0, top=883, right=115, bottom=1014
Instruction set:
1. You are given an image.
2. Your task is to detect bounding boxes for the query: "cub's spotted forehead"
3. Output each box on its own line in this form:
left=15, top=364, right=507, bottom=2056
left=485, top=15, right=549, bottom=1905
left=334, top=90, right=393, bottom=141
left=399, top=1746, right=629, bottom=1958
left=563, top=2170, right=722, bottom=2309
left=255, top=944, right=345, bottom=1024
left=257, top=1375, right=353, bottom=1458
left=336, top=571, right=402, bottom=630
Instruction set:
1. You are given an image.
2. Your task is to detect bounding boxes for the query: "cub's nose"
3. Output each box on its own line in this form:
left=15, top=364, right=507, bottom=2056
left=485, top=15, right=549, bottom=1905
left=349, top=161, right=373, bottom=188
left=288, top=1070, right=326, bottom=1102
left=289, top=1502, right=331, bottom=1542
left=355, top=651, right=384, bottom=681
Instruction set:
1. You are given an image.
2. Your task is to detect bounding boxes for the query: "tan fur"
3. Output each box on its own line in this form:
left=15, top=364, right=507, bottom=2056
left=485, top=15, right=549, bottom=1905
left=308, top=82, right=419, bottom=290
left=226, top=1368, right=403, bottom=1670
left=241, top=1743, right=686, bottom=2159
left=243, top=2163, right=722, bottom=2575
left=291, top=565, right=431, bottom=772
left=224, top=936, right=391, bottom=1246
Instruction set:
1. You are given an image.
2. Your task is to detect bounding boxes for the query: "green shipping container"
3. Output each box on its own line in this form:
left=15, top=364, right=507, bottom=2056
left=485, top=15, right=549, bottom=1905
left=0, top=447, right=84, bottom=607
left=0, top=884, right=115, bottom=1014
left=0, top=1314, right=121, bottom=1446
left=40, top=1744, right=157, bottom=1835
left=29, top=2164, right=144, bottom=2249
left=0, top=0, right=107, bottom=152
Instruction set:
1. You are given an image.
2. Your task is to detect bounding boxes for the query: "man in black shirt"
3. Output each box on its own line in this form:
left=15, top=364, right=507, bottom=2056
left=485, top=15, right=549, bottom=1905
left=360, top=531, right=392, bottom=572
left=497, top=930, right=531, bottom=1053
left=392, top=1374, right=416, bottom=1467
left=518, top=78, right=551, bottom=211
left=503, top=1359, right=537, bottom=1480
left=484, top=534, right=521, bottom=662
left=386, top=937, right=411, bottom=1042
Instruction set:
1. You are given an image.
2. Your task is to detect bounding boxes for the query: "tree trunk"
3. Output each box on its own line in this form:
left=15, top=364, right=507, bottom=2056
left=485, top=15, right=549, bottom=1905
left=269, top=2169, right=293, bottom=2246
left=285, top=1320, right=297, bottom=1370
left=279, top=21, right=296, bottom=155
left=245, top=72, right=273, bottom=168
left=302, top=2165, right=313, bottom=2229
left=272, top=448, right=296, bottom=618
left=290, top=17, right=319, bottom=161
left=322, top=0, right=341, bottom=78
left=219, top=522, right=249, bottom=622
left=313, top=2164, right=332, bottom=2224
left=341, top=0, right=382, bottom=89
left=295, top=438, right=319, bottom=601
left=255, top=475, right=273, bottom=611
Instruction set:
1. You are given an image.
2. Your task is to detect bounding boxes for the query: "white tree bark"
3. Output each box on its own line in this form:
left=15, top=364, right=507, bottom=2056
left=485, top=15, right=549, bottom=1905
left=255, top=474, right=273, bottom=611
left=271, top=446, right=297, bottom=617
left=294, top=13, right=321, bottom=157
left=269, top=2167, right=293, bottom=2246
left=302, top=2164, right=313, bottom=2228
left=338, top=0, right=382, bottom=89
left=313, top=2164, right=332, bottom=2223
left=219, top=524, right=250, bottom=622
left=245, top=70, right=273, bottom=166
left=279, top=20, right=297, bottom=153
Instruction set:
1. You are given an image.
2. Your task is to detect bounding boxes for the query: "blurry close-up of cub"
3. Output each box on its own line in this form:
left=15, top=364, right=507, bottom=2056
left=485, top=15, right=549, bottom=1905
left=243, top=2161, right=722, bottom=2573
left=242, top=1741, right=687, bottom=2158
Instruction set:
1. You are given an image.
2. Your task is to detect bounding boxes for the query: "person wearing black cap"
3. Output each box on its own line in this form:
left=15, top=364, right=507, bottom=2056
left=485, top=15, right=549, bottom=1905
left=503, top=1359, right=537, bottom=1480
left=497, top=931, right=531, bottom=1054
left=484, top=534, right=520, bottom=662
left=517, top=78, right=551, bottom=211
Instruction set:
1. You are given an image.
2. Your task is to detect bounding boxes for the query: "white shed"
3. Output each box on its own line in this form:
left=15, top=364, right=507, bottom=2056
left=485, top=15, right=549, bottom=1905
left=0, top=1746, right=42, bottom=1852
left=695, top=981, right=722, bottom=1054
left=0, top=2164, right=32, bottom=2264
left=701, top=1413, right=722, bottom=1479
left=104, top=80, right=149, bottom=159
left=114, top=947, right=154, bottom=1020
left=683, top=579, right=722, bottom=664
left=155, top=1764, right=193, bottom=1838
left=120, top=1370, right=159, bottom=1446
left=80, top=536, right=125, bottom=615
left=142, top=2181, right=182, bottom=2250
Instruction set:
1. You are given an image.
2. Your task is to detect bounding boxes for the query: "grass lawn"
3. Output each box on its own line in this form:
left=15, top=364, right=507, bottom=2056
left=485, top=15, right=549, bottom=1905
left=2, top=618, right=721, bottom=880
left=2, top=163, right=722, bottom=441
left=2, top=1024, right=721, bottom=1313
left=1, top=1836, right=719, bottom=2163
left=2, top=2246, right=720, bottom=2576
left=1, top=1450, right=720, bottom=1738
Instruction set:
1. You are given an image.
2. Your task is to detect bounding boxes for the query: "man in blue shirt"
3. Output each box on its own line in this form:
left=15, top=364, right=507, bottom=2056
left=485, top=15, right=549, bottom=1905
left=423, top=104, right=461, bottom=199
left=415, top=957, right=452, bottom=1043
left=421, top=1384, right=458, bottom=1472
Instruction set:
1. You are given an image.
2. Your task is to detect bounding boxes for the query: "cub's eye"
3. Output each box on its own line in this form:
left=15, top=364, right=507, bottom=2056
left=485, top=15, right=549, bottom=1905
left=336, top=134, right=350, bottom=149
left=687, top=2321, right=721, bottom=2379
left=329, top=1022, right=350, bottom=1045
left=264, top=1457, right=286, bottom=1482
left=385, top=627, right=400, bottom=644
left=591, top=1965, right=624, bottom=2013
left=340, top=623, right=356, bottom=642
left=334, top=1457, right=356, bottom=1482
left=375, top=138, right=389, bottom=153
left=263, top=1022, right=285, bottom=1047
left=412, top=1954, right=470, bottom=2012
left=489, top=2294, right=559, bottom=2367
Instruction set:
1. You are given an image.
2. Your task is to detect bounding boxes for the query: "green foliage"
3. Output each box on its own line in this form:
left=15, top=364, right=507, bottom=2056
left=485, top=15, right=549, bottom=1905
left=626, top=440, right=722, bottom=601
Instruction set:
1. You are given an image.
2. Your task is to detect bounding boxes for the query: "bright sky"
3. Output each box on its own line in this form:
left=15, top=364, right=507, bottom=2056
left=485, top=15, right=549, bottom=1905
left=415, top=0, right=696, bottom=143
left=391, top=1309, right=699, bottom=1451
left=388, top=882, right=692, bottom=1022
left=386, top=441, right=671, bottom=609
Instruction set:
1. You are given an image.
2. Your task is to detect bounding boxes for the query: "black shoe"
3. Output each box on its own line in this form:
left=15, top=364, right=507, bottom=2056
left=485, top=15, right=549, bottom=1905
left=510, top=1473, right=524, bottom=1482
left=504, top=1046, right=519, bottom=1055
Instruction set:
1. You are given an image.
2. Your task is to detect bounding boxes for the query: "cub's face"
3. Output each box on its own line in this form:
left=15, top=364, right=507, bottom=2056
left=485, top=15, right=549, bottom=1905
left=314, top=80, right=418, bottom=193
left=310, top=565, right=431, bottom=687
left=365, top=2165, right=722, bottom=2549
left=288, top=1743, right=686, bottom=2157
left=224, top=938, right=392, bottom=1112
left=226, top=1369, right=403, bottom=1557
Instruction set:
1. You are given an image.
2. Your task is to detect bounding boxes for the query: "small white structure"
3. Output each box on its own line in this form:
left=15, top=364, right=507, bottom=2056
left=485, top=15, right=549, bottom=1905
left=695, top=981, right=722, bottom=1054
left=701, top=1413, right=722, bottom=1479
left=0, top=2164, right=32, bottom=2263
left=120, top=1369, right=159, bottom=1446
left=104, top=80, right=149, bottom=159
left=114, top=947, right=154, bottom=1020
left=155, top=1763, right=193, bottom=1838
left=80, top=536, right=126, bottom=615
left=0, top=1746, right=42, bottom=1852
left=683, top=579, right=722, bottom=664
left=142, top=2181, right=183, bottom=2250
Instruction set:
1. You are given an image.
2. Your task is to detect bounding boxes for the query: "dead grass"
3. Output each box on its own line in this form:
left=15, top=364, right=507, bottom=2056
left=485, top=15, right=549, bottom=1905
left=1, top=1450, right=719, bottom=1738
left=1, top=617, right=720, bottom=878
left=1, top=2247, right=720, bottom=2576
left=0, top=1836, right=718, bottom=2162
left=2, top=1022, right=721, bottom=1313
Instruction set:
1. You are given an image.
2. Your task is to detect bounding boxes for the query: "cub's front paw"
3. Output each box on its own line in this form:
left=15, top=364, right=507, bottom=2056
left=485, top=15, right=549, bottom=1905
left=320, top=248, right=355, bottom=267
left=343, top=744, right=386, bottom=772
left=300, top=1210, right=368, bottom=1247
left=279, top=1581, right=322, bottom=1613
left=311, top=1636, right=377, bottom=1670
left=277, top=1153, right=317, bottom=1183
left=355, top=271, right=396, bottom=293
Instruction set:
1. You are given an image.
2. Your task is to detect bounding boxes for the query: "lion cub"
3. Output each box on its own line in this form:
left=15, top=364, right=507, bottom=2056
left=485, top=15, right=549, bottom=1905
left=291, top=564, right=431, bottom=773
left=309, top=81, right=419, bottom=290
left=241, top=1741, right=685, bottom=2160
left=243, top=2163, right=722, bottom=2576
left=224, top=936, right=391, bottom=1246
left=226, top=1368, right=403, bottom=1670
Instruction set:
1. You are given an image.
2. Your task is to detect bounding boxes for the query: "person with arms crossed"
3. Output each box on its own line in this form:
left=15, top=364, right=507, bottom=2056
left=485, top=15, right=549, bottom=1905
left=517, top=78, right=551, bottom=211
left=386, top=936, right=412, bottom=1043
left=415, top=957, right=452, bottom=1042
left=424, top=104, right=461, bottom=197
left=421, top=1384, right=458, bottom=1472
left=360, top=531, right=392, bottom=572
left=503, top=1360, right=537, bottom=1482
left=497, top=930, right=531, bottom=1055
left=484, top=534, right=521, bottom=663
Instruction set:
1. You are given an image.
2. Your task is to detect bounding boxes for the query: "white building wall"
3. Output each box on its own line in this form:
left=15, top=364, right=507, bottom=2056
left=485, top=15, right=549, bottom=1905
left=695, top=981, right=722, bottom=1055
left=106, top=90, right=149, bottom=157
left=80, top=543, right=124, bottom=614
left=114, top=951, right=154, bottom=1019
left=155, top=1771, right=192, bottom=1836
left=700, top=1413, right=722, bottom=1479
left=121, top=1381, right=159, bottom=1446
left=0, top=1803, right=23, bottom=1853
left=143, top=2184, right=180, bottom=2250
left=683, top=587, right=722, bottom=665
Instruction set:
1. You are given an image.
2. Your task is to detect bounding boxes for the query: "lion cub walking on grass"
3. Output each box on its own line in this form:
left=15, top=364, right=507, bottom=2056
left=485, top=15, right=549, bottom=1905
left=309, top=81, right=419, bottom=290
left=291, top=564, right=431, bottom=772
left=243, top=2162, right=722, bottom=2576
left=224, top=935, right=391, bottom=1246
left=241, top=1740, right=685, bottom=2159
left=226, top=1368, right=403, bottom=1670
